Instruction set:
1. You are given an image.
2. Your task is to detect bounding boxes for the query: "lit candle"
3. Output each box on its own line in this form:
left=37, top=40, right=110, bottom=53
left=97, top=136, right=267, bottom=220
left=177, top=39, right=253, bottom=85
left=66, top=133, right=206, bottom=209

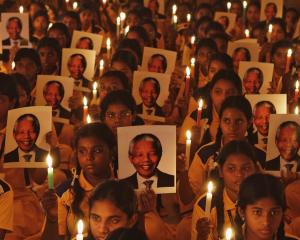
left=243, top=1, right=247, bottom=19
left=99, top=59, right=104, bottom=76
left=86, top=114, right=92, bottom=124
left=190, top=35, right=196, bottom=46
left=19, top=5, right=24, bottom=13
left=197, top=99, right=204, bottom=127
left=76, top=219, right=84, bottom=240
left=191, top=57, right=195, bottom=77
left=11, top=61, right=15, bottom=70
left=92, top=82, right=97, bottom=101
left=187, top=13, right=191, bottom=23
left=185, top=130, right=191, bottom=170
left=245, top=29, right=250, bottom=38
left=72, top=1, right=78, bottom=10
left=286, top=48, right=293, bottom=73
left=65, top=0, right=69, bottom=3
left=102, top=0, right=107, bottom=7
left=116, top=16, right=121, bottom=39
left=267, top=24, right=273, bottom=42
left=295, top=106, right=299, bottom=114
left=106, top=37, right=111, bottom=61
left=120, top=12, right=126, bottom=31
left=124, top=25, right=130, bottom=35
left=225, top=228, right=233, bottom=240
left=46, top=154, right=54, bottom=189
left=295, top=80, right=299, bottom=103
left=173, top=15, right=178, bottom=27
left=185, top=66, right=191, bottom=98
left=48, top=22, right=53, bottom=30
left=205, top=181, right=213, bottom=216
left=172, top=4, right=177, bottom=15
left=83, top=96, right=88, bottom=123
left=227, top=2, right=231, bottom=12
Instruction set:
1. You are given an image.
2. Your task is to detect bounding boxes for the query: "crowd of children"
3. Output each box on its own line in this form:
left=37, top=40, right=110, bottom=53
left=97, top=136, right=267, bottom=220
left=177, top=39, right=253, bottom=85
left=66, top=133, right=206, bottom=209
left=0, top=0, right=300, bottom=239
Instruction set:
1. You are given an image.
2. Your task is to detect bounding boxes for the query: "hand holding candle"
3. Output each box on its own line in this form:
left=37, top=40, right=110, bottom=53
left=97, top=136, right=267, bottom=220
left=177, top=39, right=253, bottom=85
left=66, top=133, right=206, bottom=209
left=46, top=154, right=54, bottom=189
left=205, top=181, right=213, bottom=216
left=185, top=130, right=192, bottom=170
left=76, top=219, right=84, bottom=240
left=197, top=99, right=204, bottom=127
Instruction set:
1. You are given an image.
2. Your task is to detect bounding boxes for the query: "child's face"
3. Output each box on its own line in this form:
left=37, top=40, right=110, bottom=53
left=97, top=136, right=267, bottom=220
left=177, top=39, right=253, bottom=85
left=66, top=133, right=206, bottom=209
left=246, top=5, right=260, bottom=25
left=38, top=46, right=59, bottom=73
left=15, top=58, right=38, bottom=86
left=220, top=153, right=256, bottom=197
left=16, top=85, right=29, bottom=107
left=272, top=47, right=288, bottom=73
left=242, top=198, right=283, bottom=240
left=80, top=10, right=94, bottom=26
left=210, top=79, right=238, bottom=113
left=104, top=103, right=134, bottom=136
left=89, top=200, right=135, bottom=240
left=265, top=5, right=276, bottom=21
left=99, top=77, right=125, bottom=101
left=233, top=50, right=248, bottom=73
left=220, top=108, right=250, bottom=144
left=48, top=29, right=67, bottom=48
left=111, top=61, right=133, bottom=84
left=197, top=47, right=215, bottom=74
left=208, top=60, right=226, bottom=81
left=77, top=137, right=111, bottom=178
left=270, top=24, right=285, bottom=43
left=33, top=16, right=48, bottom=32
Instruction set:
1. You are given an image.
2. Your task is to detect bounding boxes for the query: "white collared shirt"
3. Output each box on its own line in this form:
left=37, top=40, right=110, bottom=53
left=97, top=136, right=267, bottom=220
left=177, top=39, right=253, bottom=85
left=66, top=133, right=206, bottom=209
left=9, top=39, right=20, bottom=46
left=280, top=156, right=297, bottom=173
left=18, top=148, right=36, bottom=163
left=142, top=104, right=155, bottom=116
left=137, top=173, right=158, bottom=189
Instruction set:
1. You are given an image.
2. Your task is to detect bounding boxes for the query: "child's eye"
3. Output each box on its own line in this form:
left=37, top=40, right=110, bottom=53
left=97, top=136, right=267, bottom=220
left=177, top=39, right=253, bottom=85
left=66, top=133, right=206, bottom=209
left=91, top=214, right=101, bottom=222
left=270, top=209, right=281, bottom=216
left=110, top=217, right=120, bottom=224
left=252, top=209, right=262, bottom=216
left=93, top=147, right=104, bottom=154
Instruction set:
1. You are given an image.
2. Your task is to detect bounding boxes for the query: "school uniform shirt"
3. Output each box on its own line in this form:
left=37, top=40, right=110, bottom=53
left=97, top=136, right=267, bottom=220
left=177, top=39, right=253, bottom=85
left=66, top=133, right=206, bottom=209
left=0, top=178, right=13, bottom=232
left=58, top=171, right=95, bottom=238
left=191, top=189, right=236, bottom=240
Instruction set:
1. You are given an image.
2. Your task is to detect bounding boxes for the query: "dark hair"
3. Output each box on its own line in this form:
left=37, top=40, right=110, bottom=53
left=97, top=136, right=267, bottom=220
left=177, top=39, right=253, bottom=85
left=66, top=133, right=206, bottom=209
left=37, top=37, right=61, bottom=60
left=10, top=73, right=31, bottom=96
left=205, top=70, right=242, bottom=124
left=208, top=53, right=234, bottom=71
left=43, top=80, right=64, bottom=98
left=271, top=40, right=293, bottom=58
left=128, top=133, right=162, bottom=159
left=14, top=48, right=42, bottom=72
left=14, top=113, right=40, bottom=136
left=6, top=16, right=22, bottom=29
left=71, top=123, right=116, bottom=219
left=233, top=47, right=251, bottom=61
left=32, top=10, right=49, bottom=24
left=148, top=54, right=167, bottom=72
left=100, top=90, right=137, bottom=121
left=48, top=22, right=70, bottom=47
left=269, top=17, right=287, bottom=37
left=126, top=26, right=151, bottom=47
left=111, top=50, right=138, bottom=72
left=196, top=3, right=213, bottom=17
left=275, top=121, right=300, bottom=142
left=117, top=38, right=142, bottom=65
left=63, top=11, right=81, bottom=29
left=89, top=179, right=137, bottom=218
left=106, top=228, right=148, bottom=240
left=195, top=38, right=218, bottom=56
left=235, top=173, right=286, bottom=240
left=253, top=100, right=276, bottom=115
left=204, top=21, right=225, bottom=35
left=101, top=71, right=130, bottom=91
left=216, top=95, right=254, bottom=144
left=0, top=73, right=19, bottom=103
left=213, top=140, right=257, bottom=238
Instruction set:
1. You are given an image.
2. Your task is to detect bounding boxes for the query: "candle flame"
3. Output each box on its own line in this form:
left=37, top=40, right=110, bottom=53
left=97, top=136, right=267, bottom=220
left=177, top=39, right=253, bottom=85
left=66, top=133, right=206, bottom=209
left=187, top=13, right=191, bottom=22
left=93, top=82, right=97, bottom=91
left=11, top=61, right=15, bottom=69
left=198, top=99, right=203, bottom=109
left=207, top=181, right=213, bottom=193
left=65, top=0, right=69, bottom=2
left=19, top=5, right=24, bottom=13
left=120, top=12, right=126, bottom=21
left=243, top=0, right=247, bottom=9
left=103, top=0, right=107, bottom=4
left=77, top=219, right=84, bottom=234
left=296, top=80, right=299, bottom=89
left=48, top=22, right=53, bottom=30
left=172, top=4, right=177, bottom=15
left=191, top=57, right=196, bottom=66
left=99, top=59, right=104, bottom=68
left=72, top=1, right=78, bottom=10
left=295, top=106, right=299, bottom=115
left=46, top=154, right=52, bottom=168
left=125, top=25, right=130, bottom=35
left=83, top=96, right=88, bottom=106
left=225, top=228, right=233, bottom=239
left=86, top=114, right=91, bottom=124
left=287, top=48, right=293, bottom=57
left=191, top=35, right=196, bottom=45
left=186, top=130, right=191, bottom=140
left=268, top=24, right=273, bottom=33
left=173, top=15, right=178, bottom=24
left=116, top=16, right=121, bottom=25
left=227, top=2, right=231, bottom=10
left=106, top=38, right=111, bottom=49
left=186, top=66, right=191, bottom=77
left=245, top=29, right=250, bottom=37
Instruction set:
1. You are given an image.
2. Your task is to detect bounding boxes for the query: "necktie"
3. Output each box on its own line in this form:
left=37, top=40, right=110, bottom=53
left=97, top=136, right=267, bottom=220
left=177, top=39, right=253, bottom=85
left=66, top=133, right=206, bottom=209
left=146, top=109, right=153, bottom=115
left=285, top=163, right=294, bottom=172
left=143, top=180, right=154, bottom=190
left=262, top=138, right=268, bottom=144
left=23, top=154, right=32, bottom=162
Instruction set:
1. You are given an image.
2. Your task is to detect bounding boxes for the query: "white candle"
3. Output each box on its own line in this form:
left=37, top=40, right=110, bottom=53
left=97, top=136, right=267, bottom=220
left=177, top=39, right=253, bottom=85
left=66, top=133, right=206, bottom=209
left=116, top=16, right=121, bottom=39
left=295, top=106, right=299, bottom=114
left=102, top=0, right=107, bottom=6
left=243, top=1, right=247, bottom=10
left=120, top=12, right=126, bottom=31
left=205, top=181, right=213, bottom=216
left=173, top=15, right=178, bottom=25
left=227, top=2, right=231, bottom=12
left=197, top=98, right=204, bottom=127
left=46, top=154, right=54, bottom=189
left=245, top=29, right=250, bottom=38
left=225, top=228, right=233, bottom=240
left=185, top=130, right=191, bottom=170
left=286, top=48, right=293, bottom=73
left=191, top=57, right=195, bottom=67
left=72, top=1, right=78, bottom=10
left=295, top=80, right=299, bottom=103
left=76, top=220, right=84, bottom=240
left=190, top=35, right=196, bottom=45
left=11, top=61, right=15, bottom=70
left=267, top=24, right=273, bottom=42
left=19, top=5, right=24, bottom=13
left=172, top=4, right=177, bottom=15
left=86, top=114, right=92, bottom=124
left=124, top=25, right=130, bottom=35
left=65, top=0, right=69, bottom=2
left=106, top=37, right=111, bottom=61
left=187, top=13, right=191, bottom=22
left=99, top=59, right=104, bottom=76
left=48, top=22, right=53, bottom=30
left=83, top=96, right=88, bottom=123
left=185, top=66, right=191, bottom=98
left=92, top=82, right=97, bottom=100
